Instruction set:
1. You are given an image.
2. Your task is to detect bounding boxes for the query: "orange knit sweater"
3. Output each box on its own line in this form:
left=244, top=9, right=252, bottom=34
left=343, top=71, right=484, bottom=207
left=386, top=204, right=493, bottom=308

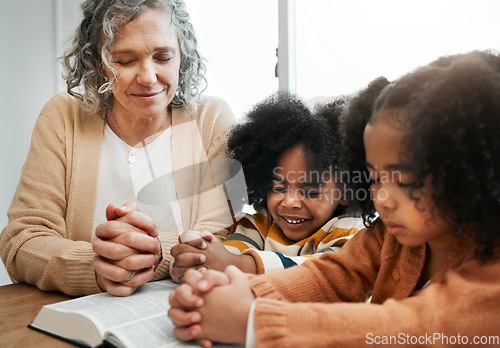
left=249, top=222, right=500, bottom=347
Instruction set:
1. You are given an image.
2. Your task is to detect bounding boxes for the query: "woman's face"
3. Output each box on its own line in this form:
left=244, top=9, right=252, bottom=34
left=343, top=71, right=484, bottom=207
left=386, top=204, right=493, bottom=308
left=104, top=8, right=181, bottom=120
left=267, top=145, right=343, bottom=242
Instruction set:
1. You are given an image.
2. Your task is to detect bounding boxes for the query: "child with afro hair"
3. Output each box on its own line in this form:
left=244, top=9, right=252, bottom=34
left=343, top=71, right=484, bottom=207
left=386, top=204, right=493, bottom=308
left=170, top=91, right=363, bottom=278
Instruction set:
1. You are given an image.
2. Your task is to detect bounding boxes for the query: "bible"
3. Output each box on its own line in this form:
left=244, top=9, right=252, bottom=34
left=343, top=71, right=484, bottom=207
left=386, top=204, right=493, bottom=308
left=29, top=279, right=195, bottom=347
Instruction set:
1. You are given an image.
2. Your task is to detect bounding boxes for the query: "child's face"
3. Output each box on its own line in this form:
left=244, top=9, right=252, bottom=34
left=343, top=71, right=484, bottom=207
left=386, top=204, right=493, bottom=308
left=363, top=110, right=456, bottom=254
left=267, top=144, right=343, bottom=242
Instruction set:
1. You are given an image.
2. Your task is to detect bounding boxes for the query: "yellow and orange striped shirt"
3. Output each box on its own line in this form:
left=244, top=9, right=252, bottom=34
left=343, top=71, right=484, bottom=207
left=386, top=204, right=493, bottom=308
left=223, top=210, right=363, bottom=274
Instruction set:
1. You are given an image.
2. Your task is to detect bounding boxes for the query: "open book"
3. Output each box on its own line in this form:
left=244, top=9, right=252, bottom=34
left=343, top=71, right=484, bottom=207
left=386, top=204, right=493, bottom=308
left=29, top=280, right=233, bottom=348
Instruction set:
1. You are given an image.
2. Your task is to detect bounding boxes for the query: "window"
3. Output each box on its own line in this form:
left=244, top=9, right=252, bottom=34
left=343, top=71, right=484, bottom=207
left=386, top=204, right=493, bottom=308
left=294, top=0, right=500, bottom=102
left=185, top=0, right=279, bottom=119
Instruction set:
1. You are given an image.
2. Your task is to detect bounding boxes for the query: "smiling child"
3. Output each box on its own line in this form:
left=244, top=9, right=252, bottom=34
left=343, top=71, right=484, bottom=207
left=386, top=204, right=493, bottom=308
left=170, top=91, right=363, bottom=277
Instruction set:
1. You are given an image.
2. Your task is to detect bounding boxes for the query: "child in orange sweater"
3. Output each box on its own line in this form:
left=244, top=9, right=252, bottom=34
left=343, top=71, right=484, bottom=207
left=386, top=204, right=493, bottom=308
left=168, top=50, right=500, bottom=347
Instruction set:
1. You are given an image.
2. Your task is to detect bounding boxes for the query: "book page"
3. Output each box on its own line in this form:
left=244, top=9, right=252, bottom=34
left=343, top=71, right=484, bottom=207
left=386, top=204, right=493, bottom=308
left=38, top=279, right=242, bottom=348
left=48, top=280, right=176, bottom=332
left=106, top=312, right=197, bottom=347
left=105, top=286, right=242, bottom=348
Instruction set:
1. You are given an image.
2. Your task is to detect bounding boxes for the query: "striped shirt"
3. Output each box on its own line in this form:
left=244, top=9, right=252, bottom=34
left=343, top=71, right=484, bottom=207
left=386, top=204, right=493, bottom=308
left=223, top=210, right=364, bottom=274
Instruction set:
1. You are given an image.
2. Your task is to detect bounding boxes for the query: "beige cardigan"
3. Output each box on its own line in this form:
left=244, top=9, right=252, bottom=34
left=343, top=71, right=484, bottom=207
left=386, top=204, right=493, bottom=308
left=0, top=92, right=235, bottom=295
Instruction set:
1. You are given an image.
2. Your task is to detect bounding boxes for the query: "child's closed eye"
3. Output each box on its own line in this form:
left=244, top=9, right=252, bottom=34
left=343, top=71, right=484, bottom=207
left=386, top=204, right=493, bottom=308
left=271, top=186, right=287, bottom=194
left=303, top=190, right=324, bottom=198
left=397, top=181, right=413, bottom=188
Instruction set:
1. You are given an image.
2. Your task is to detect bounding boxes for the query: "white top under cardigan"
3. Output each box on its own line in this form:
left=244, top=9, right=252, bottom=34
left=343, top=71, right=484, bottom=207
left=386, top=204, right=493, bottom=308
left=92, top=124, right=183, bottom=237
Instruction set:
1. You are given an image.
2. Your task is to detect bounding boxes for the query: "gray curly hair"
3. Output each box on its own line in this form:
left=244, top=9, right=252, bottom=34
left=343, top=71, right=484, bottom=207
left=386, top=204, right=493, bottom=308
left=61, top=0, right=206, bottom=116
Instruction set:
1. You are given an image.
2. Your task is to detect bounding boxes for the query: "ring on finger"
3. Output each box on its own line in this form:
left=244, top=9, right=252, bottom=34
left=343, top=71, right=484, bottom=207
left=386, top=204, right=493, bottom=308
left=124, top=270, right=136, bottom=283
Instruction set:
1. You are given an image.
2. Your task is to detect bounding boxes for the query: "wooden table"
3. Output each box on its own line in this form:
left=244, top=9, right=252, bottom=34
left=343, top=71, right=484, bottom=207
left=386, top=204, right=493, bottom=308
left=0, top=282, right=75, bottom=347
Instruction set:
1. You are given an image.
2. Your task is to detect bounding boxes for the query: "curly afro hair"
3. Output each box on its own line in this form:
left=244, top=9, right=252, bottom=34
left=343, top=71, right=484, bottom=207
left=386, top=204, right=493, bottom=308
left=340, top=76, right=390, bottom=225
left=342, top=50, right=500, bottom=260
left=227, top=90, right=350, bottom=215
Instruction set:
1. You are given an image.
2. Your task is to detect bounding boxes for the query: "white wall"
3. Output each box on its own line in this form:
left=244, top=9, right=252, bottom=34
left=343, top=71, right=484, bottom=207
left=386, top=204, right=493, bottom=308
left=0, top=0, right=82, bottom=286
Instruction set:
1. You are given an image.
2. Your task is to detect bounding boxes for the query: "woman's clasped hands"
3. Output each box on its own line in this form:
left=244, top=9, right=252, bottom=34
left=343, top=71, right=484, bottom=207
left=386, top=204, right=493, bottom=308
left=92, top=201, right=161, bottom=296
left=168, top=266, right=254, bottom=347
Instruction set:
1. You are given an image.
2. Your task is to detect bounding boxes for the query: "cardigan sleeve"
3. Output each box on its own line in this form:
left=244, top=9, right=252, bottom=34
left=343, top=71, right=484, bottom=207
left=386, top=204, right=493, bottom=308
left=183, top=97, right=237, bottom=241
left=248, top=227, right=500, bottom=347
left=0, top=100, right=101, bottom=296
left=251, top=256, right=500, bottom=347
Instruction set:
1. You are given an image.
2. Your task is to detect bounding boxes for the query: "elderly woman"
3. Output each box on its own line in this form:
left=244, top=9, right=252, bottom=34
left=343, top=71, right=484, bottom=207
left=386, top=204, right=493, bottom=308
left=0, top=0, right=235, bottom=296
